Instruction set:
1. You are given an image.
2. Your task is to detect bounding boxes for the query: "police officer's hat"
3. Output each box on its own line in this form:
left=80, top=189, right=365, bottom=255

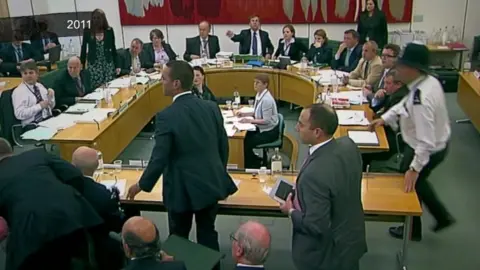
left=397, top=42, right=430, bottom=73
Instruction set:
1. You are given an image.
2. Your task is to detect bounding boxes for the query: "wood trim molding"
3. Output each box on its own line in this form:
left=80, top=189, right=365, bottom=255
left=0, top=0, right=9, bottom=18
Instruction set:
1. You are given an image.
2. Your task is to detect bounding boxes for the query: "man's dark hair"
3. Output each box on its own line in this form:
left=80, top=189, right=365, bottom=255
left=20, top=61, right=38, bottom=73
left=165, top=60, right=194, bottom=91
left=305, top=103, right=339, bottom=136
left=384, top=43, right=401, bottom=57
left=123, top=228, right=161, bottom=258
left=131, top=38, right=143, bottom=47
left=344, top=29, right=359, bottom=40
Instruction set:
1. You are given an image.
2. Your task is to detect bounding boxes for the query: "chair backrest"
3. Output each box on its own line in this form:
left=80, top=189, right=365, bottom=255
left=277, top=113, right=285, bottom=147
left=0, top=89, right=20, bottom=146
left=295, top=37, right=309, bottom=50
left=281, top=133, right=299, bottom=170
left=39, top=68, right=63, bottom=89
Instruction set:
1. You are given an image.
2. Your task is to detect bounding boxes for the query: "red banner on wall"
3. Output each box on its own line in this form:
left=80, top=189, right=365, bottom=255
left=119, top=0, right=413, bottom=25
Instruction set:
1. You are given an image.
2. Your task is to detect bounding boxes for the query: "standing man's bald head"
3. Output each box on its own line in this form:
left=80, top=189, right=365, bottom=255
left=71, top=146, right=98, bottom=177
left=0, top=138, right=13, bottom=161
left=122, top=216, right=160, bottom=259
left=231, top=221, right=271, bottom=266
left=67, top=56, right=82, bottom=78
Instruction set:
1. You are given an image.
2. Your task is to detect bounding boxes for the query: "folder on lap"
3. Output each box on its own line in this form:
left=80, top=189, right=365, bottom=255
left=162, top=235, right=224, bottom=270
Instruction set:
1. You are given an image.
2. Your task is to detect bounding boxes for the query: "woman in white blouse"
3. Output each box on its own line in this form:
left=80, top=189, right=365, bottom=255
left=144, top=29, right=177, bottom=68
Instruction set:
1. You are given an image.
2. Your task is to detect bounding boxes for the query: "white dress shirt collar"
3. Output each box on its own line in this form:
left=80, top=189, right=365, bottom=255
left=407, top=75, right=426, bottom=92
left=309, top=138, right=333, bottom=155
left=173, top=91, right=192, bottom=102
left=281, top=37, right=295, bottom=44
left=236, top=263, right=264, bottom=268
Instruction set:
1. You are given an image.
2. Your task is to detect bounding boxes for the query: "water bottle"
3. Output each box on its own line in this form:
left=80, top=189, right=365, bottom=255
left=300, top=53, right=308, bottom=70
left=105, top=88, right=113, bottom=107
left=258, top=166, right=267, bottom=183
left=130, top=67, right=137, bottom=86
left=463, top=53, right=472, bottom=72
left=96, top=151, right=104, bottom=175
left=69, top=39, right=75, bottom=55
left=270, top=148, right=283, bottom=177
left=331, top=74, right=339, bottom=93
left=233, top=89, right=240, bottom=108
left=441, top=26, right=448, bottom=45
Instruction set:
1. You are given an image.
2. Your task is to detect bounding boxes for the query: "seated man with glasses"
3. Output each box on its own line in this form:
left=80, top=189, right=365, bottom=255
left=231, top=221, right=271, bottom=269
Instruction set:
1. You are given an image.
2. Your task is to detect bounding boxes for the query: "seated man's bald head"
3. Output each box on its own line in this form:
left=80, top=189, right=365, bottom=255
left=232, top=221, right=271, bottom=265
left=71, top=146, right=98, bottom=176
left=67, top=56, right=82, bottom=77
left=121, top=216, right=160, bottom=259
left=68, top=56, right=81, bottom=65
left=0, top=138, right=13, bottom=160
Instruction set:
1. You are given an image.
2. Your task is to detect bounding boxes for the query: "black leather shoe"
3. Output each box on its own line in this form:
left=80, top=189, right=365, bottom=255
left=388, top=225, right=422, bottom=241
left=432, top=217, right=456, bottom=233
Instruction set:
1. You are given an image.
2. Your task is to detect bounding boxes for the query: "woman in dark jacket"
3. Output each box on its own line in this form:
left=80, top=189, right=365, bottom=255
left=143, top=29, right=177, bottom=68
left=306, top=29, right=333, bottom=65
left=80, top=9, right=120, bottom=88
left=273, top=24, right=307, bottom=61
left=357, top=0, right=388, bottom=48
left=192, top=66, right=216, bottom=102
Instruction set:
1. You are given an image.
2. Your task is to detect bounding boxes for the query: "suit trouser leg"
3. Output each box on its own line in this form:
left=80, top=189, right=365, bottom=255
left=168, top=211, right=194, bottom=239
left=195, top=203, right=220, bottom=270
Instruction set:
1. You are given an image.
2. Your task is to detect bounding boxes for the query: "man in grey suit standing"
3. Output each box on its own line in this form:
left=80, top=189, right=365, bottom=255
left=279, top=103, right=367, bottom=270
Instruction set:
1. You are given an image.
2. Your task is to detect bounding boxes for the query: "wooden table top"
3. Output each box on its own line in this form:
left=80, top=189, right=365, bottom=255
left=98, top=169, right=422, bottom=216
left=0, top=77, right=22, bottom=93
left=427, top=44, right=469, bottom=52
left=459, top=72, right=480, bottom=95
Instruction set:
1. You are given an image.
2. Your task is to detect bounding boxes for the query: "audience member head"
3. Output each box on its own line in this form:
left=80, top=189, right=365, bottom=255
left=91, top=9, right=109, bottom=32
left=0, top=138, right=13, bottom=161
left=366, top=0, right=379, bottom=13
left=37, top=18, right=49, bottom=32
left=282, top=24, right=295, bottom=41
left=198, top=21, right=211, bottom=38
left=71, top=146, right=99, bottom=177
left=383, top=69, right=404, bottom=95
left=231, top=221, right=271, bottom=266
left=253, top=73, right=269, bottom=93
left=382, top=44, right=400, bottom=69
left=362, top=41, right=378, bottom=61
left=396, top=43, right=430, bottom=84
left=314, top=29, right=328, bottom=44
left=122, top=216, right=161, bottom=259
left=343, top=29, right=359, bottom=48
left=162, top=60, right=194, bottom=96
left=296, top=103, right=338, bottom=145
left=130, top=38, right=143, bottom=56
left=150, top=29, right=164, bottom=47
left=67, top=56, right=82, bottom=78
left=193, top=66, right=205, bottom=88
left=249, top=15, right=260, bottom=31
left=20, top=61, right=39, bottom=85
left=12, top=29, right=24, bottom=45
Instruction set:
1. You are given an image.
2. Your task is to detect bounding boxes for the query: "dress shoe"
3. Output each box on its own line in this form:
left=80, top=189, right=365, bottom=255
left=388, top=225, right=422, bottom=241
left=432, top=217, right=456, bottom=233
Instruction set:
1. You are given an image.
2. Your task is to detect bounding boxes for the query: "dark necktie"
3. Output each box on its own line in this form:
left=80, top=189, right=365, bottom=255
left=252, top=32, right=258, bottom=56
left=75, top=77, right=84, bottom=97
left=363, top=61, right=370, bottom=79
left=15, top=47, right=23, bottom=62
left=32, top=85, right=44, bottom=122
left=378, top=71, right=386, bottom=89
left=201, top=38, right=208, bottom=58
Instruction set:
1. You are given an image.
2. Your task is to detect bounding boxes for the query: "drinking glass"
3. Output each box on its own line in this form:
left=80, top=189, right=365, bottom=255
left=113, top=160, right=122, bottom=174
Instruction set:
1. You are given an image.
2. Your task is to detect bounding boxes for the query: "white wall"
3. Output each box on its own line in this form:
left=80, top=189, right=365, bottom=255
left=7, top=0, right=478, bottom=54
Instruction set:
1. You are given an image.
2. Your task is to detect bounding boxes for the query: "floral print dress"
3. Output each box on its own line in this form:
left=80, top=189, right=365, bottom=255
left=88, top=39, right=115, bottom=88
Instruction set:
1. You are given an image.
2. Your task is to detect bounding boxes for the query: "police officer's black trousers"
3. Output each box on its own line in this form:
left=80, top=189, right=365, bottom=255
left=400, top=144, right=452, bottom=235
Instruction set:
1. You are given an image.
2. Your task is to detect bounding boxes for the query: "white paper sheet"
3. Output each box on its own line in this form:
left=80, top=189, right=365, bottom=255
left=336, top=110, right=370, bottom=126
left=238, top=107, right=254, bottom=114
left=331, top=91, right=367, bottom=105
left=311, top=70, right=350, bottom=85
left=348, top=130, right=379, bottom=145
left=38, top=114, right=78, bottom=130
left=233, top=179, right=241, bottom=187
left=65, top=103, right=97, bottom=113
left=234, top=122, right=256, bottom=131
left=221, top=110, right=234, bottom=118
left=224, top=124, right=236, bottom=137
left=347, top=85, right=363, bottom=90
left=108, top=77, right=131, bottom=88
left=135, top=76, right=150, bottom=85
left=75, top=108, right=116, bottom=123
left=99, top=179, right=127, bottom=196
left=148, top=73, right=162, bottom=80
left=20, top=126, right=57, bottom=141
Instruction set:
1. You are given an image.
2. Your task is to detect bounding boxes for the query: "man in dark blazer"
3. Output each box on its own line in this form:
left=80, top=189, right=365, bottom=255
left=232, top=221, right=271, bottom=270
left=119, top=38, right=149, bottom=76
left=226, top=15, right=274, bottom=58
left=184, top=21, right=220, bottom=61
left=0, top=138, right=104, bottom=270
left=127, top=60, right=238, bottom=269
left=53, top=56, right=93, bottom=107
left=332, top=29, right=363, bottom=72
left=122, top=216, right=186, bottom=270
left=280, top=104, right=367, bottom=270
left=30, top=19, right=60, bottom=55
left=0, top=30, right=43, bottom=77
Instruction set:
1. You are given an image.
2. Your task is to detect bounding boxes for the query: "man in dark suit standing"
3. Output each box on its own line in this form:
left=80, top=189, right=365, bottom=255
left=30, top=18, right=60, bottom=55
left=122, top=216, right=186, bottom=270
left=53, top=56, right=93, bottom=107
left=127, top=60, right=238, bottom=268
left=332, top=29, right=363, bottom=72
left=183, top=21, right=220, bottom=61
left=0, top=138, right=104, bottom=270
left=231, top=221, right=271, bottom=269
left=279, top=104, right=367, bottom=270
left=226, top=15, right=274, bottom=59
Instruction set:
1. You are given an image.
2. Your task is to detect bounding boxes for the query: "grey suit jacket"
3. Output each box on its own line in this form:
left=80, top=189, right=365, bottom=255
left=253, top=89, right=278, bottom=133
left=291, top=137, right=367, bottom=270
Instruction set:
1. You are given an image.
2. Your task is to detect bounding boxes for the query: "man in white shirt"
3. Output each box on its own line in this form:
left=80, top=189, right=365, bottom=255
left=12, top=61, right=55, bottom=130
left=370, top=43, right=455, bottom=241
left=226, top=15, right=274, bottom=58
left=231, top=221, right=270, bottom=270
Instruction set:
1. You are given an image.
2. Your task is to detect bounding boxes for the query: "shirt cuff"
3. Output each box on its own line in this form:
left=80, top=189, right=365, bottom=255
left=288, top=208, right=295, bottom=218
left=335, top=54, right=340, bottom=60
left=410, top=156, right=427, bottom=172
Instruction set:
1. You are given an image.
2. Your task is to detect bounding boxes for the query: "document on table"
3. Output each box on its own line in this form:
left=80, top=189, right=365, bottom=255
left=75, top=108, right=116, bottom=123
left=135, top=76, right=150, bottom=85
left=237, top=107, right=254, bottom=114
left=65, top=103, right=97, bottom=113
left=331, top=91, right=367, bottom=105
left=224, top=124, right=236, bottom=137
left=21, top=126, right=58, bottom=141
left=311, top=70, right=350, bottom=85
left=234, top=122, right=256, bottom=131
left=348, top=130, right=379, bottom=145
left=347, top=85, right=363, bottom=90
left=38, top=114, right=78, bottom=130
left=336, top=110, right=370, bottom=126
left=233, top=179, right=241, bottom=187
left=221, top=110, right=234, bottom=118
left=108, top=77, right=131, bottom=88
left=82, top=88, right=119, bottom=101
left=99, top=179, right=127, bottom=196
left=148, top=73, right=162, bottom=80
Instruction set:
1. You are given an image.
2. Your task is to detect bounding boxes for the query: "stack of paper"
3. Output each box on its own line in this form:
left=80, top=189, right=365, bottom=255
left=148, top=73, right=162, bottom=80
left=75, top=108, right=116, bottom=123
left=224, top=124, right=236, bottom=137
left=234, top=122, right=256, bottom=131
left=336, top=110, right=370, bottom=126
left=82, top=88, right=120, bottom=101
left=108, top=77, right=131, bottom=88
left=216, top=51, right=233, bottom=58
left=190, top=59, right=206, bottom=67
left=331, top=91, right=367, bottom=105
left=311, top=70, right=349, bottom=85
left=21, top=126, right=57, bottom=141
left=39, top=114, right=78, bottom=130
left=99, top=179, right=127, bottom=196
left=65, top=103, right=97, bottom=113
left=221, top=110, right=234, bottom=118
left=135, top=76, right=150, bottom=85
left=237, top=107, right=254, bottom=114
left=348, top=130, right=379, bottom=145
left=347, top=85, right=363, bottom=90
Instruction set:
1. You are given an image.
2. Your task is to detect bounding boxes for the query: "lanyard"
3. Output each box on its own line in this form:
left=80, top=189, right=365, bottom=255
left=25, top=83, right=43, bottom=103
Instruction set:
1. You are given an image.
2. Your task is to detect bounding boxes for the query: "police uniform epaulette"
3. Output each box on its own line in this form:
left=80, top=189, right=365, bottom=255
left=413, top=89, right=421, bottom=105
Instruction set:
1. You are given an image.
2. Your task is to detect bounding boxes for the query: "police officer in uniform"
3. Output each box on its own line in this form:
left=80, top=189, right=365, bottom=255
left=370, top=43, right=455, bottom=241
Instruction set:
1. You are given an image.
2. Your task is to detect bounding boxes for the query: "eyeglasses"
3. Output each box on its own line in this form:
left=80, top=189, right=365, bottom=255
left=381, top=54, right=395, bottom=58
left=229, top=232, right=238, bottom=242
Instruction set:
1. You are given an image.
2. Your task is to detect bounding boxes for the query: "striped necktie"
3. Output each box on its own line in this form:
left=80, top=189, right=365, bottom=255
left=32, top=85, right=44, bottom=123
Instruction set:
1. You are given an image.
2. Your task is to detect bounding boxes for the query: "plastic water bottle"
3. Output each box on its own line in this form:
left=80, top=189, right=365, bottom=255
left=331, top=74, right=339, bottom=93
left=271, top=148, right=283, bottom=177
left=233, top=89, right=240, bottom=108
left=300, top=53, right=308, bottom=70
left=463, top=53, right=472, bottom=72
left=258, top=166, right=268, bottom=183
left=130, top=67, right=137, bottom=86
left=69, top=39, right=75, bottom=55
left=96, top=151, right=104, bottom=175
left=441, top=26, right=448, bottom=45
left=105, top=88, right=113, bottom=107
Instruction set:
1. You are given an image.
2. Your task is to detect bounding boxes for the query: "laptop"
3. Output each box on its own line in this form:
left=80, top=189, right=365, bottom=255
left=47, top=45, right=61, bottom=63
